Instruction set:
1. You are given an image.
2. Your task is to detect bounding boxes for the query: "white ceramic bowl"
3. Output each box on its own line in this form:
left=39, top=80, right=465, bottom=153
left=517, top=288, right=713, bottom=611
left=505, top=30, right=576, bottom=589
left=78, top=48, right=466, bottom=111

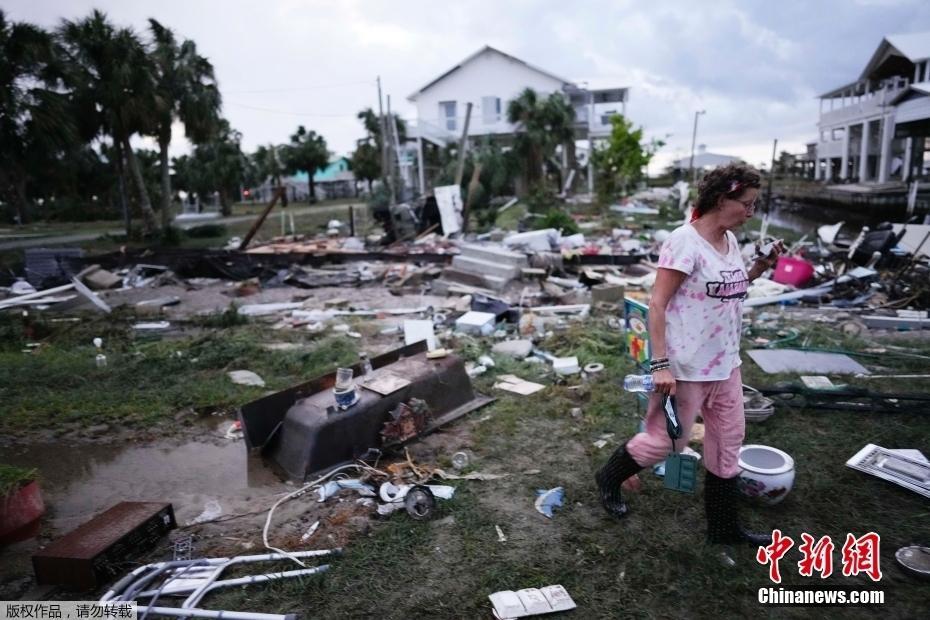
left=737, top=444, right=795, bottom=505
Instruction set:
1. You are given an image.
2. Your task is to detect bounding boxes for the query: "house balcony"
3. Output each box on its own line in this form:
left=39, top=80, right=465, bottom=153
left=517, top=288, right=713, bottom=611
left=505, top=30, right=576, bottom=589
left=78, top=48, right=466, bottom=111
left=819, top=83, right=908, bottom=127
left=411, top=118, right=457, bottom=146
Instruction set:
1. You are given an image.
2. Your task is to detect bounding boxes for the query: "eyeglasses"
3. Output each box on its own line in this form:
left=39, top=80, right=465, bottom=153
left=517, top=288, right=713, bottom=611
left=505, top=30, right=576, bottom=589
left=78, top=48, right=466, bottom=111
left=731, top=197, right=757, bottom=211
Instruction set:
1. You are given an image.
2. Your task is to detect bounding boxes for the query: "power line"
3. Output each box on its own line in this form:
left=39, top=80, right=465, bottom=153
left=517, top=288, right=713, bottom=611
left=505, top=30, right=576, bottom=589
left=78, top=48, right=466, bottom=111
left=223, top=79, right=374, bottom=94
left=224, top=101, right=361, bottom=118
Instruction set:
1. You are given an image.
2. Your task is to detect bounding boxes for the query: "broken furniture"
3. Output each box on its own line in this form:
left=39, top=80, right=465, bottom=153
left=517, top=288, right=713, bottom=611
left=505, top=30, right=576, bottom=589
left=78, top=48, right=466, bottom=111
left=238, top=341, right=493, bottom=480
left=100, top=549, right=338, bottom=620
left=33, top=502, right=176, bottom=590
left=846, top=444, right=930, bottom=499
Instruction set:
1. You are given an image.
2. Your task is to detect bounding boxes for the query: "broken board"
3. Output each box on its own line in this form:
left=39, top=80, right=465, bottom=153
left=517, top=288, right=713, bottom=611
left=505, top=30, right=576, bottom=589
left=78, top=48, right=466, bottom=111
left=747, top=349, right=869, bottom=375
left=361, top=373, right=412, bottom=396
left=493, top=374, right=545, bottom=396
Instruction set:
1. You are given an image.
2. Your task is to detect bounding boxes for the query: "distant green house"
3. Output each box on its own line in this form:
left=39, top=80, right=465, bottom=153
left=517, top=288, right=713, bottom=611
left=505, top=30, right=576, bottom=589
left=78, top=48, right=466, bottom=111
left=288, top=157, right=355, bottom=200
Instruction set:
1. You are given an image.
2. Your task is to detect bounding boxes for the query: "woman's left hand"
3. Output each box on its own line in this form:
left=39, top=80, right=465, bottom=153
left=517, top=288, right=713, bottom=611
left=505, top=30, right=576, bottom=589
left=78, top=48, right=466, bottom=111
left=751, top=239, right=785, bottom=276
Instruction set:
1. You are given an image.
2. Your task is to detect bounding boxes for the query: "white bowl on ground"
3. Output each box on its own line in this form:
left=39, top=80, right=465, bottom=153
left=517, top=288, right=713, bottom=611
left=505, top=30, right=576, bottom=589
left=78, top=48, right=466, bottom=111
left=737, top=444, right=795, bottom=505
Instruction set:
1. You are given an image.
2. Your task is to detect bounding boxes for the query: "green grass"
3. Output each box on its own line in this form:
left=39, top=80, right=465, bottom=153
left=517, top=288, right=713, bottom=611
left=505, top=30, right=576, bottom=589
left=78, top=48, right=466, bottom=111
left=0, top=464, right=38, bottom=497
left=0, top=312, right=359, bottom=433
left=200, top=322, right=926, bottom=618
left=2, top=310, right=927, bottom=616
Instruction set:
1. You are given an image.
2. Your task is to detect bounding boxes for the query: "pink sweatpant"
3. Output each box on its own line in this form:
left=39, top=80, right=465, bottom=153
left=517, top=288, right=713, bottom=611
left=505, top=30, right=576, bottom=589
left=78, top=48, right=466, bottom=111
left=627, top=367, right=745, bottom=478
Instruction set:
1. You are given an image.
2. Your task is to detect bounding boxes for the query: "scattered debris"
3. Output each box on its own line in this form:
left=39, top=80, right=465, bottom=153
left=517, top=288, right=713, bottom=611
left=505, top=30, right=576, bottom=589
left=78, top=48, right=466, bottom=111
left=846, top=445, right=930, bottom=498
left=227, top=370, right=266, bottom=387
left=747, top=349, right=870, bottom=375
left=495, top=525, right=507, bottom=543
left=534, top=486, right=565, bottom=519
left=489, top=584, right=576, bottom=618
left=186, top=500, right=223, bottom=526
left=492, top=339, right=534, bottom=359
left=493, top=375, right=546, bottom=396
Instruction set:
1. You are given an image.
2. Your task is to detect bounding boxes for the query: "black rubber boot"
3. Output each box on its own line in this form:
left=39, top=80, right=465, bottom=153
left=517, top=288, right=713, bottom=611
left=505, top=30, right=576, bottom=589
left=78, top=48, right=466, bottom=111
left=594, top=443, right=643, bottom=519
left=705, top=470, right=773, bottom=546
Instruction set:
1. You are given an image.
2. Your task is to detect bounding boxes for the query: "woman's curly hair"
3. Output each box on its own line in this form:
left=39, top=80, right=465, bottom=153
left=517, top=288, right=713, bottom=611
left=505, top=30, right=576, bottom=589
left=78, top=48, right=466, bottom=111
left=694, top=163, right=762, bottom=217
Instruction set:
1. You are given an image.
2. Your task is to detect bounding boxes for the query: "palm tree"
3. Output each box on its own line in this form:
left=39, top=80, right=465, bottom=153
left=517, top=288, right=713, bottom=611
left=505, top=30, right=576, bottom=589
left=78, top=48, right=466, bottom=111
left=58, top=10, right=160, bottom=234
left=148, top=19, right=221, bottom=229
left=197, top=119, right=246, bottom=215
left=252, top=144, right=287, bottom=203
left=506, top=88, right=576, bottom=194
left=0, top=11, right=76, bottom=224
left=284, top=126, right=329, bottom=203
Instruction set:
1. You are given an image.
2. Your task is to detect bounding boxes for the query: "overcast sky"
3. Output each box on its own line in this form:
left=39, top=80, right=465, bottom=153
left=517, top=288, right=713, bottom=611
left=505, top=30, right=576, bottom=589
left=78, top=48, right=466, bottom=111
left=6, top=0, right=930, bottom=171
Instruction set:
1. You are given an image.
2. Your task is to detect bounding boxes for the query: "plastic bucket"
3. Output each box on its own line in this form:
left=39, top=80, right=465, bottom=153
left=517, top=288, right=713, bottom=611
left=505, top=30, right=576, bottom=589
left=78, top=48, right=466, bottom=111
left=772, top=256, right=814, bottom=287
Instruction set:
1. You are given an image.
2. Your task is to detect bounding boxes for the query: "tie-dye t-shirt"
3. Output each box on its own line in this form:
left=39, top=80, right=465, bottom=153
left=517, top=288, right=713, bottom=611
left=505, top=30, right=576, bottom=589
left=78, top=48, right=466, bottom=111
left=656, top=224, right=748, bottom=381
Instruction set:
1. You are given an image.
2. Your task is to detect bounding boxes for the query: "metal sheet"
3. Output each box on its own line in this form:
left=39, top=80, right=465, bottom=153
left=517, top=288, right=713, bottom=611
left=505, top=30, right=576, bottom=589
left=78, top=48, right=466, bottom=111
left=747, top=349, right=870, bottom=375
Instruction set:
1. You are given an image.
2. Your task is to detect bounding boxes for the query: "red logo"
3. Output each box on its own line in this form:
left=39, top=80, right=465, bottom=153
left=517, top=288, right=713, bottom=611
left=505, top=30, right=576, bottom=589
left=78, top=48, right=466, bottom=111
left=757, top=531, right=882, bottom=583
left=798, top=533, right=835, bottom=578
left=841, top=532, right=882, bottom=582
left=756, top=529, right=795, bottom=584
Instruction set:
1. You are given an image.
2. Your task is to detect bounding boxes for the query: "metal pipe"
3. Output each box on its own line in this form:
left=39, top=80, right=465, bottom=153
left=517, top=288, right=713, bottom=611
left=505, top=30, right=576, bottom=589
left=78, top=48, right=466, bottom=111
left=136, top=566, right=330, bottom=599
left=137, top=607, right=296, bottom=620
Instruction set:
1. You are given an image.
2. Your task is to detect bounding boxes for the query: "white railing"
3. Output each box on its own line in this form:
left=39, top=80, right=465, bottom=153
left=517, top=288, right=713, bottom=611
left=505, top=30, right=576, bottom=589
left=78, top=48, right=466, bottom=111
left=820, top=84, right=908, bottom=126
left=412, top=118, right=457, bottom=145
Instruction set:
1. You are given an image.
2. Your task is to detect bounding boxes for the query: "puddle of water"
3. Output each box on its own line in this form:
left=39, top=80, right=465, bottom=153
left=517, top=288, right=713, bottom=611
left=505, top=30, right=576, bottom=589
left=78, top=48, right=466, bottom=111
left=4, top=423, right=286, bottom=534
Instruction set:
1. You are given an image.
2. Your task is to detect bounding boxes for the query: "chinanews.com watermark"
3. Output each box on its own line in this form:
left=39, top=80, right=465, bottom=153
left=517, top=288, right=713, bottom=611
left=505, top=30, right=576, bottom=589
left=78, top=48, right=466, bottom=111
left=754, top=530, right=885, bottom=607
left=758, top=586, right=884, bottom=606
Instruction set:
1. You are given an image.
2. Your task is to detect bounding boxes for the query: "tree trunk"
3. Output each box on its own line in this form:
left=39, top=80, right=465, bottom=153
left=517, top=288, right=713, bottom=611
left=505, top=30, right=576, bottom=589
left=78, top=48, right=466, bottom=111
left=308, top=174, right=316, bottom=204
left=12, top=176, right=30, bottom=225
left=367, top=179, right=373, bottom=193
left=122, top=136, right=159, bottom=235
left=219, top=188, right=231, bottom=216
left=114, top=142, right=132, bottom=236
left=158, top=127, right=172, bottom=230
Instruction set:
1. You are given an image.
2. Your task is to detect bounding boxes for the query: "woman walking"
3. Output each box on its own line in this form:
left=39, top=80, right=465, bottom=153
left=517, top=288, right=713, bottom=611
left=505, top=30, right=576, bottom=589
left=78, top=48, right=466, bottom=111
left=595, top=163, right=783, bottom=546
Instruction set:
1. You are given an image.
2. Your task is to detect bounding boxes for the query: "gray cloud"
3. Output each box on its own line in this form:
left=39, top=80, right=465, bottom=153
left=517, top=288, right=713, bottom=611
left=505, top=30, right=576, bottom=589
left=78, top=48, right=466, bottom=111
left=4, top=0, right=929, bottom=170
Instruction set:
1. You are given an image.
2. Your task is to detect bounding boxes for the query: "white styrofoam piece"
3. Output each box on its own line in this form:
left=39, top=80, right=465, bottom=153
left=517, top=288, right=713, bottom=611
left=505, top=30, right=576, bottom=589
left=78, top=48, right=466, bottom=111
left=403, top=320, right=437, bottom=350
left=455, top=311, right=496, bottom=335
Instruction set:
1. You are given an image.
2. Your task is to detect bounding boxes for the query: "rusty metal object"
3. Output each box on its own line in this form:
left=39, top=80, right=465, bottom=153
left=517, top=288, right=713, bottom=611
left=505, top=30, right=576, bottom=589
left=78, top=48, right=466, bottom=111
left=381, top=398, right=433, bottom=443
left=32, top=502, right=176, bottom=590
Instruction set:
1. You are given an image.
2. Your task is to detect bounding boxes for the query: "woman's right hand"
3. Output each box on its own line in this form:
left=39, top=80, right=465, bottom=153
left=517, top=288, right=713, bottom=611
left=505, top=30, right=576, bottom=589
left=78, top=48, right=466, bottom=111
left=653, top=368, right=676, bottom=396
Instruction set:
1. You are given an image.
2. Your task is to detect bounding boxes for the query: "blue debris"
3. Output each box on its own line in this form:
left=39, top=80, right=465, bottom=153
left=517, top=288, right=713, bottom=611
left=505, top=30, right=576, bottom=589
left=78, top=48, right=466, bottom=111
left=534, top=486, right=565, bottom=518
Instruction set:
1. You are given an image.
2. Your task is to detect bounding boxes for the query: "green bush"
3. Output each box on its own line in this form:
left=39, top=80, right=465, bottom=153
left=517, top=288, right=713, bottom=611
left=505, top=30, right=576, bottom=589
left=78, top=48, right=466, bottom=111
left=184, top=224, right=228, bottom=239
left=535, top=209, right=579, bottom=235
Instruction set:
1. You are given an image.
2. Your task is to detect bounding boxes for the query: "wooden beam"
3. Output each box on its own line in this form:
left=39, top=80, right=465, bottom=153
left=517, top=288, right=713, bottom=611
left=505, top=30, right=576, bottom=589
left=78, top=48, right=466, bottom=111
left=238, top=187, right=283, bottom=251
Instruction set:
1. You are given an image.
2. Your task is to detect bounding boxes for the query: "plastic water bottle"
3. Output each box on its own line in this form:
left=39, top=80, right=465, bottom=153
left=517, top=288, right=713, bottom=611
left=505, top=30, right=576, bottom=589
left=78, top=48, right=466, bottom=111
left=623, top=374, right=655, bottom=392
left=359, top=352, right=373, bottom=376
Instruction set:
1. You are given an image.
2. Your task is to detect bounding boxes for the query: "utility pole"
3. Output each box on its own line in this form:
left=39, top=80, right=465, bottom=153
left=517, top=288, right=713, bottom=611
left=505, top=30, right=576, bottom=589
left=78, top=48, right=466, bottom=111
left=376, top=76, right=393, bottom=204
left=587, top=87, right=595, bottom=196
left=688, top=109, right=706, bottom=184
left=453, top=102, right=473, bottom=187
left=765, top=138, right=778, bottom=214
left=387, top=94, right=400, bottom=200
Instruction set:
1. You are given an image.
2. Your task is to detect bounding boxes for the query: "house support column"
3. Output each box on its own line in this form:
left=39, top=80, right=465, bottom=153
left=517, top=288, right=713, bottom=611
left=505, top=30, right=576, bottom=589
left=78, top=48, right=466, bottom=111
left=859, top=120, right=870, bottom=182
left=840, top=125, right=850, bottom=180
left=825, top=157, right=834, bottom=182
left=814, top=157, right=822, bottom=181
left=878, top=114, right=894, bottom=183
left=903, top=137, right=913, bottom=182
left=416, top=136, right=426, bottom=195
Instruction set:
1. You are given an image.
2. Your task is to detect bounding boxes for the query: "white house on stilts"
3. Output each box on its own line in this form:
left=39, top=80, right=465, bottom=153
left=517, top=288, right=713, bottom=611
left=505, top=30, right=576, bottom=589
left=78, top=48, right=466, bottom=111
left=814, top=32, right=930, bottom=186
